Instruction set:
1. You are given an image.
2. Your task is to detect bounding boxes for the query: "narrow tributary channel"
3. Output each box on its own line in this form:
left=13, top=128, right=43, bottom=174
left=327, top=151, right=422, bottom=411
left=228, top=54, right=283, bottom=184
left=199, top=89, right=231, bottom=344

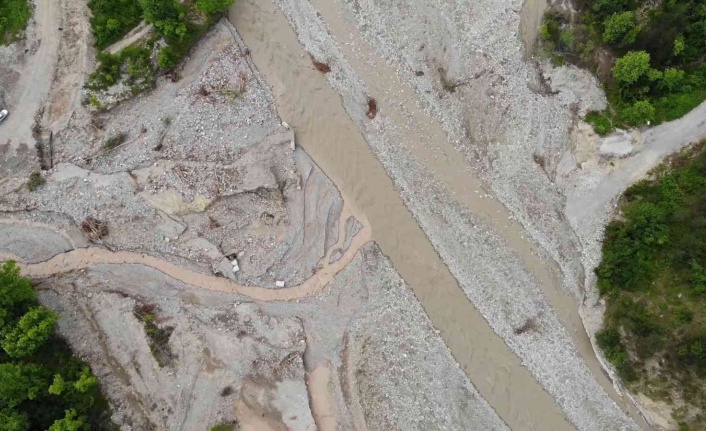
left=229, top=1, right=577, bottom=430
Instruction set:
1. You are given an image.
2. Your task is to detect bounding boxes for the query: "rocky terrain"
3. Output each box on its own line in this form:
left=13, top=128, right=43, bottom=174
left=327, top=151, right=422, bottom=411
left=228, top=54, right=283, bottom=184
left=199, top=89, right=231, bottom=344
left=1, top=0, right=705, bottom=430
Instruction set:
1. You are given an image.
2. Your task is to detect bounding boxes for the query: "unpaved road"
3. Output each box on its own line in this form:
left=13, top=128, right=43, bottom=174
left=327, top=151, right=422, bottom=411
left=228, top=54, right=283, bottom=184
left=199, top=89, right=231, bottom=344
left=106, top=22, right=153, bottom=54
left=0, top=0, right=61, bottom=151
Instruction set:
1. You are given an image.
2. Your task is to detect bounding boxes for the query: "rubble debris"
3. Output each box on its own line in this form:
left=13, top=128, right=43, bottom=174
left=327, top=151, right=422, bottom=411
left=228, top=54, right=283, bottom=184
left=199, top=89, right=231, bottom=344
left=81, top=216, right=109, bottom=241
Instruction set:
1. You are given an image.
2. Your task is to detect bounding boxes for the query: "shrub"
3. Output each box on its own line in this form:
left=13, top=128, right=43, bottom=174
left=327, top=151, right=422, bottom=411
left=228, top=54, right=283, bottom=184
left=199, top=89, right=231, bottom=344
left=157, top=46, right=178, bottom=69
left=585, top=111, right=614, bottom=135
left=660, top=68, right=686, bottom=92
left=209, top=423, right=235, bottom=431
left=27, top=172, right=45, bottom=192
left=620, top=100, right=655, bottom=126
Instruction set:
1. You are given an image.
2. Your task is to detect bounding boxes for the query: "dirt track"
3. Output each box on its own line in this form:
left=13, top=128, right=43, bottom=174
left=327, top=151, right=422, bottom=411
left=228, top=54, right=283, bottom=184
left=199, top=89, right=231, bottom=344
left=0, top=0, right=61, bottom=150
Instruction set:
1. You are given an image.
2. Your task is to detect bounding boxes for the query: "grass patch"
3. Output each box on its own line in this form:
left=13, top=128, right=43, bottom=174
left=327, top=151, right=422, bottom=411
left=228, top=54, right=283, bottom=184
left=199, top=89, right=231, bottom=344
left=133, top=303, right=175, bottom=367
left=595, top=140, right=706, bottom=428
left=87, top=0, right=142, bottom=49
left=0, top=0, right=30, bottom=44
left=27, top=172, right=45, bottom=192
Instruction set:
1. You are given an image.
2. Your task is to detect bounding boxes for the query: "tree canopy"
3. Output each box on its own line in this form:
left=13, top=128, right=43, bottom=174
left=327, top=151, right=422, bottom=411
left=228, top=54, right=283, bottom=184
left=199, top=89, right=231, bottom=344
left=0, top=262, right=114, bottom=431
left=612, top=50, right=651, bottom=84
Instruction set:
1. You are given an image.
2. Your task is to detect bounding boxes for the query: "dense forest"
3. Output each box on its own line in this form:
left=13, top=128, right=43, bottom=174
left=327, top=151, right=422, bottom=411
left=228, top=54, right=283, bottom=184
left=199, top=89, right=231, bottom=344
left=540, top=0, right=706, bottom=133
left=0, top=261, right=115, bottom=431
left=596, top=141, right=706, bottom=430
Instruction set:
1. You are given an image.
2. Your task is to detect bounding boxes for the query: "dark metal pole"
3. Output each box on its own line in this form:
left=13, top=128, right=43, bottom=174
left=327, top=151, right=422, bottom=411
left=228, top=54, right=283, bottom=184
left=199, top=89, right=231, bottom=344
left=49, top=131, right=53, bottom=169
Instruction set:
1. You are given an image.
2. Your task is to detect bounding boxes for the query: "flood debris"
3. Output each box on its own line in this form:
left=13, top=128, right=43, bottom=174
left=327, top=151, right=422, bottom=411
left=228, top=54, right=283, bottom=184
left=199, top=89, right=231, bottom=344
left=81, top=216, right=109, bottom=241
left=310, top=55, right=331, bottom=73
left=366, top=97, right=377, bottom=119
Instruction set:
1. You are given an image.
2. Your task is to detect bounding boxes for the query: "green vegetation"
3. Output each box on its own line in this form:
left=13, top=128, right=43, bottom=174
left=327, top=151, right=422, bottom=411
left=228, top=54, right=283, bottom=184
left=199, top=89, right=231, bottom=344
left=87, top=47, right=154, bottom=94
left=133, top=304, right=174, bottom=367
left=539, top=0, right=706, bottom=133
left=87, top=0, right=143, bottom=49
left=27, top=172, right=45, bottom=192
left=0, top=0, right=30, bottom=44
left=595, top=141, right=706, bottom=428
left=0, top=261, right=115, bottom=430
left=86, top=0, right=234, bottom=104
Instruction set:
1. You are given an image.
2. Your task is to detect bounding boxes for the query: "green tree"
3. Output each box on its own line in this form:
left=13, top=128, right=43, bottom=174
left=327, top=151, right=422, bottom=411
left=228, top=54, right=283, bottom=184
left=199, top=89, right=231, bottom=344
left=660, top=68, right=686, bottom=92
left=612, top=51, right=651, bottom=85
left=603, top=11, right=638, bottom=45
left=673, top=35, right=685, bottom=57
left=0, top=409, right=28, bottom=431
left=48, top=374, right=66, bottom=396
left=73, top=367, right=98, bottom=394
left=0, top=262, right=36, bottom=330
left=0, top=363, right=47, bottom=408
left=48, top=410, right=87, bottom=431
left=2, top=307, right=57, bottom=358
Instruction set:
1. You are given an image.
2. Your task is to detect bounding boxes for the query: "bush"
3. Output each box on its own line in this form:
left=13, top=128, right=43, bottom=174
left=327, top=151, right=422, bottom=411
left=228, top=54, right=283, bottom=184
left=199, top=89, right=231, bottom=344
left=585, top=111, right=614, bottom=135
left=27, top=172, right=45, bottom=192
left=157, top=46, right=178, bottom=69
left=620, top=100, right=655, bottom=126
left=209, top=423, right=235, bottom=431
left=102, top=133, right=127, bottom=150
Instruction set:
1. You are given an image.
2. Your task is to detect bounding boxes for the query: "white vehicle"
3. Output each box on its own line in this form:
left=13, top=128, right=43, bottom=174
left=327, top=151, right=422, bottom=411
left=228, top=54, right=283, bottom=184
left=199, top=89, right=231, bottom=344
left=0, top=109, right=8, bottom=123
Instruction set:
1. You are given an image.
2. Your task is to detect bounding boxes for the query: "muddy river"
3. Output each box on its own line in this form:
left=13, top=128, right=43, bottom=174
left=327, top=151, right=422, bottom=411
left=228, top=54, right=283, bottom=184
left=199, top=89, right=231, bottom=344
left=228, top=1, right=581, bottom=430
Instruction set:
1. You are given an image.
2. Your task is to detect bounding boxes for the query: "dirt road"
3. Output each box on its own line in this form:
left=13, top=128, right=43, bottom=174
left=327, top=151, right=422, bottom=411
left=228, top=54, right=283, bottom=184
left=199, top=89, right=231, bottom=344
left=0, top=0, right=61, bottom=151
